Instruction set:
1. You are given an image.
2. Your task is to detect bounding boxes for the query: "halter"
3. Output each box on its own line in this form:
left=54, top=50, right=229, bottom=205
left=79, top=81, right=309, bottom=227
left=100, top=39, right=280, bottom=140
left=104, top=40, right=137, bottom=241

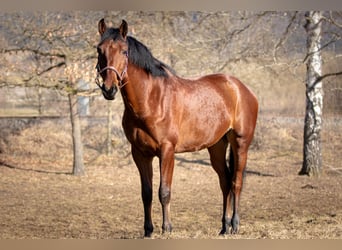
left=95, top=56, right=128, bottom=90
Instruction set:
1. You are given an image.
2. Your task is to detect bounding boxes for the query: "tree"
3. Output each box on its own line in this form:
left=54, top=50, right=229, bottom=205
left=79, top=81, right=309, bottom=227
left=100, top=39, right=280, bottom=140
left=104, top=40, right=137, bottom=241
left=106, top=101, right=114, bottom=156
left=299, top=11, right=324, bottom=176
left=0, top=12, right=98, bottom=175
left=299, top=11, right=342, bottom=176
left=65, top=63, right=85, bottom=176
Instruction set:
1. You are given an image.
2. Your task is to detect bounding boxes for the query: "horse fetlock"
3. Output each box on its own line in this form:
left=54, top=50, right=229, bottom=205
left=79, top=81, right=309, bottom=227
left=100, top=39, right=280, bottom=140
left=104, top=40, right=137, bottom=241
left=144, top=223, right=154, bottom=238
left=231, top=215, right=240, bottom=234
left=219, top=217, right=231, bottom=235
left=162, top=222, right=173, bottom=234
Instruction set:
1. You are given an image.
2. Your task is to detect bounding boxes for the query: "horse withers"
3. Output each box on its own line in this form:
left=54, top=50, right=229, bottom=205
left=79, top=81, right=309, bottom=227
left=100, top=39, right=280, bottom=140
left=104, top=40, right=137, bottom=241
left=95, top=18, right=258, bottom=237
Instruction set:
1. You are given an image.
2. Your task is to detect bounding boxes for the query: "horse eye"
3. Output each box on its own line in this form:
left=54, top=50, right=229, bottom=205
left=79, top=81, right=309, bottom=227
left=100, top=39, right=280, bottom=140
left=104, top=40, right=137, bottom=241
left=122, top=50, right=128, bottom=56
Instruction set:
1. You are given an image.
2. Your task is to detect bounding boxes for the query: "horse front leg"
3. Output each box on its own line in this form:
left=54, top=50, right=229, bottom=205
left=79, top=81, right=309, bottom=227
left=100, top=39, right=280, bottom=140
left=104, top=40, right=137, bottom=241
left=158, top=143, right=175, bottom=234
left=131, top=145, right=154, bottom=237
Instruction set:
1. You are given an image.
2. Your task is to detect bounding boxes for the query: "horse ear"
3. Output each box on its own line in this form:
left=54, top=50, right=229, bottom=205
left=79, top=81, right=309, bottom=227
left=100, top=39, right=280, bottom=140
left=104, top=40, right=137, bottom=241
left=98, top=18, right=107, bottom=36
left=119, top=19, right=128, bottom=40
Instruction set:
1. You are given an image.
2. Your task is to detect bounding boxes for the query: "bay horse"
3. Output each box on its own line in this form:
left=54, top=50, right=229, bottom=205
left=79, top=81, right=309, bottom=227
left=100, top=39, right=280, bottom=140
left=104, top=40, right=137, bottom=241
left=95, top=19, right=258, bottom=237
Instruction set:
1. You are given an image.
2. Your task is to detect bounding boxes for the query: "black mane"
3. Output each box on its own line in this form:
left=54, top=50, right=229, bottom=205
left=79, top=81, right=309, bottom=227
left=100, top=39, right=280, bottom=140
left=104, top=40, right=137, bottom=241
left=100, top=28, right=174, bottom=78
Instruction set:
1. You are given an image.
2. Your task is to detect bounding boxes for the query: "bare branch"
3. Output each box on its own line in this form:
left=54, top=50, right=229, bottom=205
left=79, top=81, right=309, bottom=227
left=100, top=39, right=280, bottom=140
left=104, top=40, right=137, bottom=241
left=319, top=71, right=342, bottom=81
left=303, top=35, right=341, bottom=63
left=326, top=11, right=342, bottom=28
left=37, top=62, right=66, bottom=76
left=273, top=12, right=298, bottom=62
left=76, top=88, right=101, bottom=97
left=2, top=47, right=66, bottom=59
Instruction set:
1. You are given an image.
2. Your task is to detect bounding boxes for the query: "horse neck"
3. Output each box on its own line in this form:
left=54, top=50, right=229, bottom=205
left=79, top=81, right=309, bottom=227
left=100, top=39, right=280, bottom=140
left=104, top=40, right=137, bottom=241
left=120, top=63, right=155, bottom=116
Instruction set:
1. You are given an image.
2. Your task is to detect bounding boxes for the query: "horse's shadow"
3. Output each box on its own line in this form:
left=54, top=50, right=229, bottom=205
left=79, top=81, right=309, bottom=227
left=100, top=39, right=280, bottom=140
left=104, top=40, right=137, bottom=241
left=0, top=161, right=71, bottom=175
left=175, top=156, right=275, bottom=177
left=1, top=158, right=275, bottom=177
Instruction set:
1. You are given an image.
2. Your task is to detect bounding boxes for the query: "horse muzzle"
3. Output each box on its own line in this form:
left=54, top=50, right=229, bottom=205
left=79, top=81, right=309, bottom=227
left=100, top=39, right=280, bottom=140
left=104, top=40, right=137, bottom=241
left=95, top=64, right=127, bottom=100
left=100, top=83, right=118, bottom=100
left=95, top=74, right=118, bottom=100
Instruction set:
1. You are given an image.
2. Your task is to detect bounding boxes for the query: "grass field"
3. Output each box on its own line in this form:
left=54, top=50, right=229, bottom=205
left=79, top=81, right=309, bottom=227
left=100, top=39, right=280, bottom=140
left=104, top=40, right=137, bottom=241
left=0, top=114, right=341, bottom=239
left=1, top=11, right=341, bottom=239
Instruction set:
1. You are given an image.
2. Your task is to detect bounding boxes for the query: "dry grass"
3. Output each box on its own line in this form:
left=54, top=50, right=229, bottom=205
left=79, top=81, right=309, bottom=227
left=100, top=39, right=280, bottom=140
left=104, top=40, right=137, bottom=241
left=0, top=114, right=341, bottom=239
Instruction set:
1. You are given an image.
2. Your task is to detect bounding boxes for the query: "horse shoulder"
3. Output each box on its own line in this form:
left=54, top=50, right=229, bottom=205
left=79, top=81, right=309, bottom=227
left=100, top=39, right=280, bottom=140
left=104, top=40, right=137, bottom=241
left=122, top=108, right=159, bottom=155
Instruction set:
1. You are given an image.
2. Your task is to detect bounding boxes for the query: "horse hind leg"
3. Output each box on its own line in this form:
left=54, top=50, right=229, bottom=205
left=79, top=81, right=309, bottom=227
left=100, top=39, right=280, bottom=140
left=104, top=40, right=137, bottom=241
left=207, top=137, right=232, bottom=235
left=228, top=131, right=250, bottom=234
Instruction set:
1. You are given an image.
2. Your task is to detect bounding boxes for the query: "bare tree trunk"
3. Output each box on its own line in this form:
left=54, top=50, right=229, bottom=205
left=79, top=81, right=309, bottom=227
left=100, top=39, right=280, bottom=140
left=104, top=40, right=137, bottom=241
left=300, top=11, right=324, bottom=177
left=107, top=101, right=113, bottom=156
left=68, top=93, right=85, bottom=176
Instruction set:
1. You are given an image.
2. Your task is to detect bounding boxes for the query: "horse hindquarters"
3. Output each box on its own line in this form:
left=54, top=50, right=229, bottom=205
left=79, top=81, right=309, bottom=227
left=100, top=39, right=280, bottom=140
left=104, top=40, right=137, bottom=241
left=228, top=79, right=258, bottom=233
left=210, top=76, right=258, bottom=234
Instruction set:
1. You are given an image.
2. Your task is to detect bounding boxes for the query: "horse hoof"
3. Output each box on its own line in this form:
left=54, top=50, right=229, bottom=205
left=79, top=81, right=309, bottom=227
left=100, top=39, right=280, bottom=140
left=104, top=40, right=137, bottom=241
left=144, top=227, right=154, bottom=238
left=144, top=231, right=153, bottom=238
left=230, top=224, right=239, bottom=234
left=219, top=229, right=227, bottom=235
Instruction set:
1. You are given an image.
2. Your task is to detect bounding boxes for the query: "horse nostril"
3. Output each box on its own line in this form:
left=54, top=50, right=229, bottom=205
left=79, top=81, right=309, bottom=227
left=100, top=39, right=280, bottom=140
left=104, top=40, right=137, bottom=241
left=105, top=85, right=111, bottom=91
left=101, top=83, right=113, bottom=92
left=111, top=85, right=118, bottom=95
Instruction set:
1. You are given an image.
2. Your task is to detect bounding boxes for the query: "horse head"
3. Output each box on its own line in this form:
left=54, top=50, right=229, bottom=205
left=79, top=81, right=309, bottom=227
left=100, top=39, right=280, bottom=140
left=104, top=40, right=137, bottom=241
left=95, top=19, right=128, bottom=100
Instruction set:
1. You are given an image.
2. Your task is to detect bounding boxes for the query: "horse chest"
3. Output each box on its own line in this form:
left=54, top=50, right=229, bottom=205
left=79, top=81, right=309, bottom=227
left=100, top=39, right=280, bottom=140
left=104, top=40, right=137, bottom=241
left=122, top=115, right=160, bottom=155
